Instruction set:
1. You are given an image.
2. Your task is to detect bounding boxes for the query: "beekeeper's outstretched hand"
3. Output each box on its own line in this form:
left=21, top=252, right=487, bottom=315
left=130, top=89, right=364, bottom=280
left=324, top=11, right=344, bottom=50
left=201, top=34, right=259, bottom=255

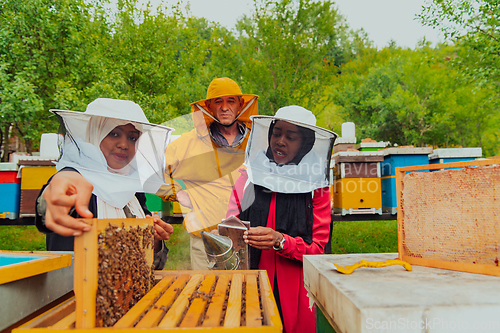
left=42, top=171, right=94, bottom=236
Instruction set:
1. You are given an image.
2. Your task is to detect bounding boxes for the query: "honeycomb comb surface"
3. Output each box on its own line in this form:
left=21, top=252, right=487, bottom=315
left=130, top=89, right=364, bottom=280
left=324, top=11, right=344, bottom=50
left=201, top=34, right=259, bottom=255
left=401, top=165, right=500, bottom=266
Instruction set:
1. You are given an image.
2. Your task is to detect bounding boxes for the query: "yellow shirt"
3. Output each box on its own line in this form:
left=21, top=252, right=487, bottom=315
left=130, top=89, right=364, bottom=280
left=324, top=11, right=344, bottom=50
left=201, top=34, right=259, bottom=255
left=159, top=128, right=248, bottom=236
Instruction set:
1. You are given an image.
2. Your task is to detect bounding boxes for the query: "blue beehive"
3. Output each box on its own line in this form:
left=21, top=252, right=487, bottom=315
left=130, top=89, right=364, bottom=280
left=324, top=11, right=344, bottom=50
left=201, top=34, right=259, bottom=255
left=0, top=163, right=20, bottom=220
left=428, top=148, right=482, bottom=166
left=381, top=147, right=433, bottom=214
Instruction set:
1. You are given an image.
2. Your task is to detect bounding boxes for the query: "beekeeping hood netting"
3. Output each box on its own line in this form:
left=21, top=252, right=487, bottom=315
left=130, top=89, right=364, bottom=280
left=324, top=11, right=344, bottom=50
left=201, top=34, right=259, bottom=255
left=51, top=98, right=173, bottom=208
left=245, top=106, right=337, bottom=194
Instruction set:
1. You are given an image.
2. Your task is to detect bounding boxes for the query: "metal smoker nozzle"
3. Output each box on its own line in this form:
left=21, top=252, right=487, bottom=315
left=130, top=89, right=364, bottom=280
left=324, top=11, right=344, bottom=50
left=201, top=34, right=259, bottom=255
left=200, top=231, right=239, bottom=270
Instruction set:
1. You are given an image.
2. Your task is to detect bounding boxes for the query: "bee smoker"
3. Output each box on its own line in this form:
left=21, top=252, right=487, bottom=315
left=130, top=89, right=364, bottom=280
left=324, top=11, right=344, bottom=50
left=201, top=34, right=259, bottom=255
left=200, top=231, right=240, bottom=270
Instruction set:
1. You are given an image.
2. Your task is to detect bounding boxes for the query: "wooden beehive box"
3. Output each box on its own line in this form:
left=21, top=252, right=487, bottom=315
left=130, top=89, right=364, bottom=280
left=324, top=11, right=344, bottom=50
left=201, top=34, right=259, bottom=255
left=396, top=158, right=500, bottom=276
left=1, top=251, right=73, bottom=331
left=0, top=251, right=72, bottom=285
left=13, top=270, right=282, bottom=332
left=19, top=162, right=57, bottom=217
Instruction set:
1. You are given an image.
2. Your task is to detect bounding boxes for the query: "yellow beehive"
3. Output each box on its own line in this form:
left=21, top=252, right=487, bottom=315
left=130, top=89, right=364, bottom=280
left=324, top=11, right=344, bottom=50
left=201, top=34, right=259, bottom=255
left=20, top=166, right=57, bottom=190
left=14, top=270, right=282, bottom=333
left=19, top=165, right=57, bottom=217
left=396, top=159, right=500, bottom=276
left=332, top=177, right=382, bottom=211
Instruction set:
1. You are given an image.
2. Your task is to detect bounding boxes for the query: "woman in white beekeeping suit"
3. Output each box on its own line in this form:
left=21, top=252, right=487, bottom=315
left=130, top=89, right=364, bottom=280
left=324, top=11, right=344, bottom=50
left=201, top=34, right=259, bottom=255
left=36, top=98, right=174, bottom=269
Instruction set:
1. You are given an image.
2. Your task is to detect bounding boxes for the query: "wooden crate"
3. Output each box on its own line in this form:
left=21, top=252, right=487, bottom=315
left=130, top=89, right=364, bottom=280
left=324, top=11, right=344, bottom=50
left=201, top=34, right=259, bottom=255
left=396, top=158, right=500, bottom=276
left=13, top=270, right=282, bottom=332
left=0, top=251, right=73, bottom=331
left=0, top=251, right=72, bottom=285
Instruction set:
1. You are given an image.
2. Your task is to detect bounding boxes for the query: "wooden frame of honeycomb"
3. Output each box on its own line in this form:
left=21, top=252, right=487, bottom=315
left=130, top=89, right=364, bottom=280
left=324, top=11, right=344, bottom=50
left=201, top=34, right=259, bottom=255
left=396, top=158, right=500, bottom=276
left=73, top=218, right=154, bottom=328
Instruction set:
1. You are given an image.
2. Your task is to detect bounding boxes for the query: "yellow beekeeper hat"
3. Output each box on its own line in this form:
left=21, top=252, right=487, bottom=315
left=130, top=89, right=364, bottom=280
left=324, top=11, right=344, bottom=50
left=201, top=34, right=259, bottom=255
left=190, top=77, right=259, bottom=130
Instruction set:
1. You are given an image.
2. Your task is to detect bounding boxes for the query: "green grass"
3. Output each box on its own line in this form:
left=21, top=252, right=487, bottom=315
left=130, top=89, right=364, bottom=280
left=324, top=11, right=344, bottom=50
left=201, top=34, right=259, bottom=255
left=0, top=225, right=46, bottom=251
left=163, top=224, right=191, bottom=270
left=330, top=220, right=398, bottom=254
left=0, top=220, right=398, bottom=269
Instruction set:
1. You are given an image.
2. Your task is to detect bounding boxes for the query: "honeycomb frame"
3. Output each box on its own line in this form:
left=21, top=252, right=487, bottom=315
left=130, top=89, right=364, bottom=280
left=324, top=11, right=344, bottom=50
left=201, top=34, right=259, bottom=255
left=73, top=218, right=154, bottom=328
left=396, top=159, right=500, bottom=276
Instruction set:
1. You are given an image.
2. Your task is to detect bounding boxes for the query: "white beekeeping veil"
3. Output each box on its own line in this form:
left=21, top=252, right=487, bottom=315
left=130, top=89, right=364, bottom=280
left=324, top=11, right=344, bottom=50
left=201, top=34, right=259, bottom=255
left=51, top=98, right=173, bottom=208
left=245, top=105, right=337, bottom=193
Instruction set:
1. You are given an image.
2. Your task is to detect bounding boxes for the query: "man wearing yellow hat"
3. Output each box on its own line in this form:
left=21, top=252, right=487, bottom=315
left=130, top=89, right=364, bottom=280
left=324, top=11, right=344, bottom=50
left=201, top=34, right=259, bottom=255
left=159, top=77, right=259, bottom=270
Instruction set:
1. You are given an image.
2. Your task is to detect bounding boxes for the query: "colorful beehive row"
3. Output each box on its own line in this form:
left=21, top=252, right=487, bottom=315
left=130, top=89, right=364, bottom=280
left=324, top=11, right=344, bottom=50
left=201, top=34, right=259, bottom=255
left=331, top=151, right=384, bottom=215
left=144, top=193, right=172, bottom=218
left=0, top=163, right=21, bottom=220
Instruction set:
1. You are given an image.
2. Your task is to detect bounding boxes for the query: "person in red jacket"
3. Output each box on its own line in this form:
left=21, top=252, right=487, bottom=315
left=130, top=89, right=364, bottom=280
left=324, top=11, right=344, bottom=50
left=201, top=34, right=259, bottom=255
left=226, top=105, right=337, bottom=333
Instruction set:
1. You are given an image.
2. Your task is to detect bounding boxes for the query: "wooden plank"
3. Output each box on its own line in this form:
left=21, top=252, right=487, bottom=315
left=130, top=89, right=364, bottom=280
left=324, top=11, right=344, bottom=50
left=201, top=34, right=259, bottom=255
left=19, top=297, right=75, bottom=329
left=19, top=189, right=40, bottom=215
left=0, top=251, right=72, bottom=285
left=202, top=273, right=230, bottom=327
left=18, top=160, right=56, bottom=166
left=94, top=218, right=154, bottom=232
left=402, top=255, right=500, bottom=277
left=13, top=271, right=284, bottom=332
left=224, top=273, right=243, bottom=328
left=395, top=166, right=405, bottom=258
left=74, top=219, right=97, bottom=329
left=135, top=274, right=190, bottom=328
left=258, top=270, right=282, bottom=330
left=341, top=162, right=379, bottom=178
left=245, top=273, right=262, bottom=327
left=114, top=275, right=175, bottom=328
left=179, top=274, right=216, bottom=328
left=48, top=312, right=75, bottom=329
left=334, top=155, right=383, bottom=163
left=157, top=274, right=204, bottom=328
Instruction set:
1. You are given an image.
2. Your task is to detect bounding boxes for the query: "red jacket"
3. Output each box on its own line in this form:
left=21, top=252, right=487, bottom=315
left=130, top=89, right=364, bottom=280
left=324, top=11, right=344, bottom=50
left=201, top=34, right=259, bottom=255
left=227, top=169, right=331, bottom=333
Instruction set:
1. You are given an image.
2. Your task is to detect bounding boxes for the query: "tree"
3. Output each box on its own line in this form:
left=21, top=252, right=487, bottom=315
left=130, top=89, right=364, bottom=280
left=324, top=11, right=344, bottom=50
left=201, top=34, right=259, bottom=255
left=93, top=0, right=238, bottom=123
left=333, top=44, right=499, bottom=154
left=419, top=0, right=500, bottom=89
left=0, top=0, right=106, bottom=155
left=233, top=0, right=356, bottom=116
